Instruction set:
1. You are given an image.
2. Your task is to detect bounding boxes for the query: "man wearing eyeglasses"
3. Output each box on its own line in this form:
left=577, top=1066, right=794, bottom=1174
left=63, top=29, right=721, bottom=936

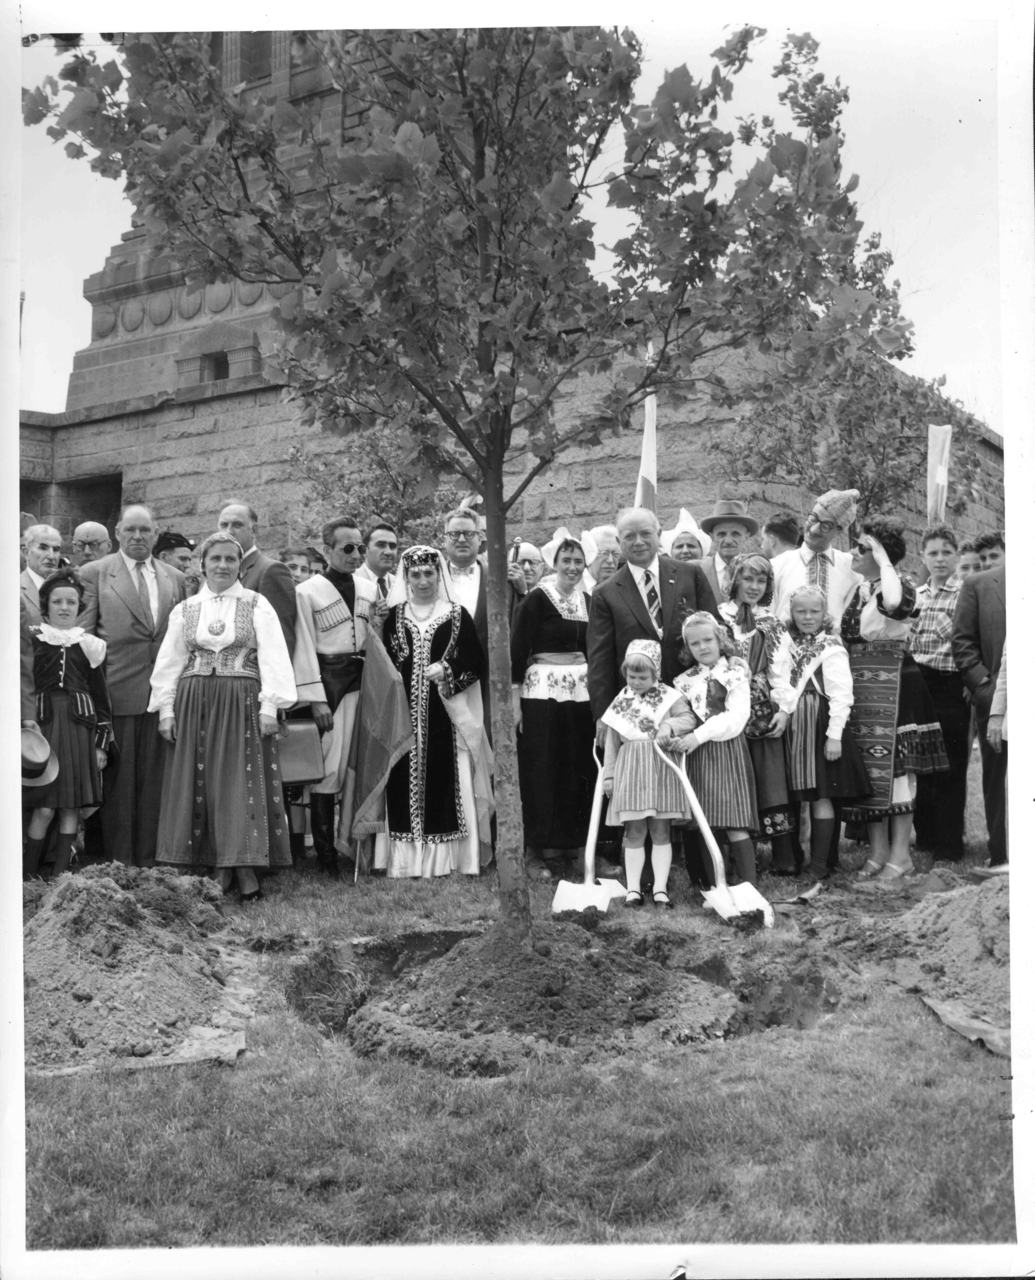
left=770, top=489, right=863, bottom=629
left=292, top=516, right=378, bottom=877
left=355, top=521, right=399, bottom=600
left=71, top=521, right=112, bottom=567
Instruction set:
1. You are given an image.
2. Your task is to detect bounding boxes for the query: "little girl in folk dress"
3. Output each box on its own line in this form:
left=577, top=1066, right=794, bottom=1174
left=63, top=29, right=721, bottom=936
left=600, top=639, right=694, bottom=908
left=770, top=586, right=872, bottom=878
left=22, top=569, right=114, bottom=878
left=672, top=612, right=761, bottom=887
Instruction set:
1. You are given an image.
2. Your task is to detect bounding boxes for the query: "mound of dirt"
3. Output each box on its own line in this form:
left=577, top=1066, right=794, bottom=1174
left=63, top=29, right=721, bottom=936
left=23, top=867, right=254, bottom=1073
left=349, top=918, right=760, bottom=1076
left=886, top=877, right=1010, bottom=1026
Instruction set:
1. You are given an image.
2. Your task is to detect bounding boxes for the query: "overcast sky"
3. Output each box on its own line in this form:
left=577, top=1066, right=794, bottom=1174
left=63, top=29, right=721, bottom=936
left=14, top=4, right=1031, bottom=449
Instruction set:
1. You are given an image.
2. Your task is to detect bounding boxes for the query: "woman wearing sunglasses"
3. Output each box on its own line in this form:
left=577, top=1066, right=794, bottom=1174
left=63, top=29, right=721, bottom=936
left=839, top=516, right=948, bottom=883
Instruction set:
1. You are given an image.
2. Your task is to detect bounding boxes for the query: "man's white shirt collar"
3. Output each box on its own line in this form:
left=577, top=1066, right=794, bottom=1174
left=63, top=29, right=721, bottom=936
left=25, top=567, right=46, bottom=589
left=120, top=551, right=154, bottom=573
left=630, top=556, right=661, bottom=583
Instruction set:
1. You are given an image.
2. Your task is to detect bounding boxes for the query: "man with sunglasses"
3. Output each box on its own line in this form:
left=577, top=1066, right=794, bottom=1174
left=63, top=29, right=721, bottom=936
left=70, top=521, right=112, bottom=567
left=770, top=488, right=863, bottom=629
left=355, top=520, right=399, bottom=600
left=292, top=516, right=378, bottom=877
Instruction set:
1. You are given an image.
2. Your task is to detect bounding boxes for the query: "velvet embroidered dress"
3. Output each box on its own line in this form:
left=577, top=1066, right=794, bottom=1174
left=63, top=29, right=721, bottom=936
left=378, top=601, right=492, bottom=877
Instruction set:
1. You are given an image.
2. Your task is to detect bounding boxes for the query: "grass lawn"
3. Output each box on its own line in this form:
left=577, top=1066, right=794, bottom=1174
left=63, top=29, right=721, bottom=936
left=22, top=755, right=1015, bottom=1249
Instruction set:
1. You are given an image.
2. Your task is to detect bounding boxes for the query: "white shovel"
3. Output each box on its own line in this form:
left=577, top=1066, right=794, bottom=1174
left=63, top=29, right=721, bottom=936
left=551, top=748, right=628, bottom=915
left=652, top=741, right=774, bottom=928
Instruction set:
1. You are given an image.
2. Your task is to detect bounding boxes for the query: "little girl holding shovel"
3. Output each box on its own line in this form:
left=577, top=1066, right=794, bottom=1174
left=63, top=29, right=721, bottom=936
left=672, top=612, right=761, bottom=887
left=600, top=639, right=694, bottom=909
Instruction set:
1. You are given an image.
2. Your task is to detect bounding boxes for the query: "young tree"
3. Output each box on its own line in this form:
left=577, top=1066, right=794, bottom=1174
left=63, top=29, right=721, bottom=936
left=26, top=27, right=910, bottom=939
left=710, top=350, right=987, bottom=519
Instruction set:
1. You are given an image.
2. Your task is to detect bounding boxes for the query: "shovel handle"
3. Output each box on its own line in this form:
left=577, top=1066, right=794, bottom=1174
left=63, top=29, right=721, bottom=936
left=583, top=746, right=606, bottom=886
left=652, top=741, right=729, bottom=891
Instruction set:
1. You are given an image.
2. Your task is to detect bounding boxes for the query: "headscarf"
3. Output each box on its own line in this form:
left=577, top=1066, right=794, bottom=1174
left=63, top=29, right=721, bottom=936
left=660, top=507, right=712, bottom=558
left=624, top=638, right=661, bottom=676
left=386, top=545, right=454, bottom=609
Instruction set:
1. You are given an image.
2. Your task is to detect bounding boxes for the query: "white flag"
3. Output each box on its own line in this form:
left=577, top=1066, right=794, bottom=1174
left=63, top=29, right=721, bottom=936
left=926, top=424, right=952, bottom=521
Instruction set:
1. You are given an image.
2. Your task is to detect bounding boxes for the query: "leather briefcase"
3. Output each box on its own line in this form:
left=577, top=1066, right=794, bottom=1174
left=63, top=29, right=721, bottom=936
left=277, top=718, right=325, bottom=786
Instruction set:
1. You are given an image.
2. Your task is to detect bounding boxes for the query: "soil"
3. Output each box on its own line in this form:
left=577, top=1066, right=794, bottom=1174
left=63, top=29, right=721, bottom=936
left=23, top=865, right=260, bottom=1074
left=23, top=866, right=1011, bottom=1078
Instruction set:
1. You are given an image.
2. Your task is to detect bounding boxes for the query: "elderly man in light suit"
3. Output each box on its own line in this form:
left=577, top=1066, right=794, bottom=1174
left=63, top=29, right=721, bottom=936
left=79, top=503, right=186, bottom=866
left=20, top=524, right=63, bottom=626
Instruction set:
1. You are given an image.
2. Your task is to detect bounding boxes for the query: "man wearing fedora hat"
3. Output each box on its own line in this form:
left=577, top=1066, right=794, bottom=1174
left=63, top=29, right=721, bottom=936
left=698, top=500, right=760, bottom=603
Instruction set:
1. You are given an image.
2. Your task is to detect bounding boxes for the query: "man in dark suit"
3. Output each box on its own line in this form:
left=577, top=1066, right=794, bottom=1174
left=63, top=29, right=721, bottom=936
left=587, top=507, right=719, bottom=722
left=952, top=564, right=1007, bottom=865
left=587, top=506, right=719, bottom=893
left=79, top=503, right=186, bottom=865
left=217, top=503, right=297, bottom=653
left=20, top=524, right=63, bottom=626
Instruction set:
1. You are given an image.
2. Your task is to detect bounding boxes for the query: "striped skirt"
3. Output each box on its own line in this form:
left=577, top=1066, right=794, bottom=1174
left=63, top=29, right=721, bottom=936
left=785, top=687, right=872, bottom=803
left=609, top=739, right=694, bottom=823
left=685, top=737, right=759, bottom=834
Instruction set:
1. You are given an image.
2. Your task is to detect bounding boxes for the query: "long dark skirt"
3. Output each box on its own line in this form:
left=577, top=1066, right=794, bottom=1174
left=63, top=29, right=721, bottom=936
left=156, top=675, right=291, bottom=870
left=518, top=699, right=595, bottom=848
left=26, top=691, right=104, bottom=811
left=745, top=735, right=794, bottom=837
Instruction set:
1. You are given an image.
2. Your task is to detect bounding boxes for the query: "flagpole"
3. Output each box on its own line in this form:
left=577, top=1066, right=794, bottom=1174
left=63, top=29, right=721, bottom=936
left=634, top=345, right=657, bottom=512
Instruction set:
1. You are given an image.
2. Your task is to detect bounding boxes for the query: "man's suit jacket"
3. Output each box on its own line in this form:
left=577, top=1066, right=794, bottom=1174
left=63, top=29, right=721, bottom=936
left=587, top=556, right=719, bottom=720
left=79, top=553, right=186, bottom=716
left=952, top=567, right=1006, bottom=719
left=20, top=569, right=42, bottom=627
left=239, top=549, right=297, bottom=656
left=699, top=554, right=730, bottom=604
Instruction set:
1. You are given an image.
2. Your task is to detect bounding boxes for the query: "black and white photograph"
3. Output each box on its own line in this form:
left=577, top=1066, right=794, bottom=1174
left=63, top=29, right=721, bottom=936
left=5, top=3, right=1031, bottom=1277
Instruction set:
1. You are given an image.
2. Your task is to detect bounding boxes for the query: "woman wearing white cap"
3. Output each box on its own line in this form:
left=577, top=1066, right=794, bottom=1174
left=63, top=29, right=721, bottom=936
left=511, top=531, right=595, bottom=880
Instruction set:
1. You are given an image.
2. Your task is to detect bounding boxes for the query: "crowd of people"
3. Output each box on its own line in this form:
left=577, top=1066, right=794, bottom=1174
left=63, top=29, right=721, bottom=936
left=19, top=490, right=1008, bottom=905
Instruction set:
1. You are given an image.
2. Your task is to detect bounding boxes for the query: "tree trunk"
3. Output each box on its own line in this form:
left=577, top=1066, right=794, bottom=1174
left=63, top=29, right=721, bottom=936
left=481, top=465, right=532, bottom=941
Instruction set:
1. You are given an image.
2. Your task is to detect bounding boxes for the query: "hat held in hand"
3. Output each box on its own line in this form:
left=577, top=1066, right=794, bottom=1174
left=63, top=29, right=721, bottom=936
left=22, top=724, right=59, bottom=788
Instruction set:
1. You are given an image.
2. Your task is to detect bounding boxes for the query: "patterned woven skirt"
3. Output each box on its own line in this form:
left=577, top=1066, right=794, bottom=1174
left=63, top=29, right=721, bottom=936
left=609, top=739, right=693, bottom=823
left=685, top=736, right=759, bottom=834
left=156, top=675, right=292, bottom=870
left=843, top=643, right=948, bottom=820
left=785, top=687, right=872, bottom=803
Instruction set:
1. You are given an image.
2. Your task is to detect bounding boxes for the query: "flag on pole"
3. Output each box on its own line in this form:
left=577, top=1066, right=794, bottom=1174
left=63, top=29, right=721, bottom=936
left=926, top=424, right=952, bottom=522
left=634, top=348, right=657, bottom=511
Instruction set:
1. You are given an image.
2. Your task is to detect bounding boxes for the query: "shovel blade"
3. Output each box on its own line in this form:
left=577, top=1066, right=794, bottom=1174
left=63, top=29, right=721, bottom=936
left=728, top=882, right=775, bottom=928
left=700, top=887, right=742, bottom=920
left=551, top=880, right=616, bottom=915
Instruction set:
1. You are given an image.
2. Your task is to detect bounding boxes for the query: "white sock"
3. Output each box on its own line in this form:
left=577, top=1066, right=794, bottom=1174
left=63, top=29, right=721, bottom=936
left=651, top=843, right=672, bottom=894
left=624, top=845, right=645, bottom=892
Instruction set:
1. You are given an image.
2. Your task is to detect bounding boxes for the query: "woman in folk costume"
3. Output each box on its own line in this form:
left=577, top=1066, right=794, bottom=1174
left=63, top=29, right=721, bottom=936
left=23, top=569, right=115, bottom=879
left=660, top=508, right=711, bottom=563
left=372, top=545, right=494, bottom=878
left=601, top=639, right=694, bottom=908
left=672, top=613, right=761, bottom=887
left=839, top=517, right=949, bottom=881
left=511, top=530, right=595, bottom=881
left=149, top=533, right=297, bottom=901
left=718, top=553, right=799, bottom=874
left=770, top=586, right=872, bottom=878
